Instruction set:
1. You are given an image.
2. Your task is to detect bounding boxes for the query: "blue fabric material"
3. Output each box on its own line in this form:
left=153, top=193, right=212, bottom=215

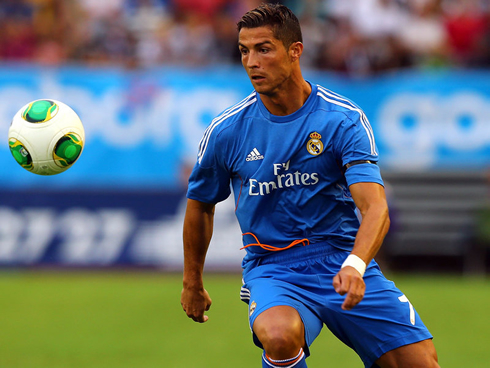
left=187, top=83, right=383, bottom=264
left=241, top=243, right=433, bottom=368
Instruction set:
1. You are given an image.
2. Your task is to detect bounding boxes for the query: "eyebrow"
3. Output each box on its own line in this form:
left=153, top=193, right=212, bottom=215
left=238, top=40, right=274, bottom=49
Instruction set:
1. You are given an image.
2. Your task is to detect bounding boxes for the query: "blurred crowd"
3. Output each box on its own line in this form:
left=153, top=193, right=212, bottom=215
left=1, top=0, right=490, bottom=76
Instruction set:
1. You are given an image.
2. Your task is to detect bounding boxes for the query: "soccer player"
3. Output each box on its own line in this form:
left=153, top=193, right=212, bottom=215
left=181, top=3, right=440, bottom=368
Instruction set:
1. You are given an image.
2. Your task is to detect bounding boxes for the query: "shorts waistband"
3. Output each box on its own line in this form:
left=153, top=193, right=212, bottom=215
left=257, top=241, right=344, bottom=266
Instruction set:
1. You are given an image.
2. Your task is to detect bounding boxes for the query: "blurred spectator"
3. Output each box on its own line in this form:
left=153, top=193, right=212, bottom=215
left=0, top=0, right=36, bottom=61
left=78, top=0, right=125, bottom=20
left=443, top=0, right=488, bottom=66
left=124, top=0, right=170, bottom=67
left=163, top=11, right=216, bottom=66
left=1, top=0, right=490, bottom=75
left=396, top=0, right=449, bottom=68
left=171, top=0, right=228, bottom=19
left=318, top=0, right=413, bottom=76
left=476, top=10, right=490, bottom=66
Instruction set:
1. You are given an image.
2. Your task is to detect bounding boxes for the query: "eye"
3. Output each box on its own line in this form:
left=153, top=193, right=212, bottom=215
left=240, top=48, right=248, bottom=56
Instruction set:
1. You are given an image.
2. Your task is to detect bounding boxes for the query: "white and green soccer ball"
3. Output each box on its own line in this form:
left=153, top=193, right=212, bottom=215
left=8, top=99, right=85, bottom=175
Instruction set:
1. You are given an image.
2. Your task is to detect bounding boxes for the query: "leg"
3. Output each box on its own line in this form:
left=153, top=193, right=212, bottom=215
left=241, top=264, right=323, bottom=366
left=315, top=255, right=436, bottom=367
left=253, top=305, right=306, bottom=360
left=375, top=339, right=440, bottom=368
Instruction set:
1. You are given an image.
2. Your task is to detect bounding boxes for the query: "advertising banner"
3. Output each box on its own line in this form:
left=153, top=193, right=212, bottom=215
left=0, top=189, right=244, bottom=269
left=0, top=66, right=489, bottom=267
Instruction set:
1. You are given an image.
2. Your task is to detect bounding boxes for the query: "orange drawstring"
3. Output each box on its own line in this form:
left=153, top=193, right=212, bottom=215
left=240, top=232, right=309, bottom=251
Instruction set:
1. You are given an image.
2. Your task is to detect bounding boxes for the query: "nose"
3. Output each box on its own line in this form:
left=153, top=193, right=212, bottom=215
left=245, top=50, right=259, bottom=69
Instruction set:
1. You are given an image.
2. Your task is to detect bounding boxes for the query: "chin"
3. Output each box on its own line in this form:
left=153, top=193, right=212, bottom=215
left=253, top=84, right=273, bottom=96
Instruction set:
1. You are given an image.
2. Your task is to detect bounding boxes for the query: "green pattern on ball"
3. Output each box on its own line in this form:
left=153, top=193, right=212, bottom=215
left=53, top=133, right=83, bottom=167
left=22, top=100, right=58, bottom=123
left=9, top=138, right=33, bottom=170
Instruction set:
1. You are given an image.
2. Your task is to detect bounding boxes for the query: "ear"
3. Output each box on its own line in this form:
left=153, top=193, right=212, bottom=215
left=289, top=42, right=303, bottom=62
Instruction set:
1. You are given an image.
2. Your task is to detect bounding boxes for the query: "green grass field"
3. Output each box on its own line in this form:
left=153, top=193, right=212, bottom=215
left=0, top=271, right=488, bottom=368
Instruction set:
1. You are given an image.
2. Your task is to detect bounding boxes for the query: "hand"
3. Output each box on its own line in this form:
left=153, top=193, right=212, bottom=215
left=181, top=286, right=212, bottom=323
left=332, top=266, right=366, bottom=311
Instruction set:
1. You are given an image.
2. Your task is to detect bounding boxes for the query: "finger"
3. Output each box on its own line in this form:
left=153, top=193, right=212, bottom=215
left=186, top=309, right=203, bottom=321
left=206, top=293, right=212, bottom=309
left=341, top=282, right=365, bottom=310
left=192, top=314, right=209, bottom=323
left=342, top=289, right=358, bottom=310
left=333, top=273, right=348, bottom=296
left=332, top=274, right=341, bottom=293
left=183, top=305, right=210, bottom=323
left=342, top=293, right=357, bottom=310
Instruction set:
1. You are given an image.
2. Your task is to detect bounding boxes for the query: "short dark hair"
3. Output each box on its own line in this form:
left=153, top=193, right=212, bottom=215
left=237, top=3, right=302, bottom=48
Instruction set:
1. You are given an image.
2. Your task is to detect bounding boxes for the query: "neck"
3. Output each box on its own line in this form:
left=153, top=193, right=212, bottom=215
left=259, top=77, right=312, bottom=116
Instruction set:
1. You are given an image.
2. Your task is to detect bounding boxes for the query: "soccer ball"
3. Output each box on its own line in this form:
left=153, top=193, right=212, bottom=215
left=8, top=99, right=85, bottom=175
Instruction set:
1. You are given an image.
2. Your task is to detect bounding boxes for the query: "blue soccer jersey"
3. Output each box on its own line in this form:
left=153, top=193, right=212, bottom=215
left=187, top=83, right=383, bottom=264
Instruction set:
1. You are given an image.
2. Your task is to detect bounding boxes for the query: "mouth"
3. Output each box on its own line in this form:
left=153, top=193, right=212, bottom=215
left=251, top=75, right=266, bottom=82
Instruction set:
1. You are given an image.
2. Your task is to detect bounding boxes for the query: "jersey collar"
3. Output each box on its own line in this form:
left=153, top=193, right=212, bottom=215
left=256, top=82, right=317, bottom=123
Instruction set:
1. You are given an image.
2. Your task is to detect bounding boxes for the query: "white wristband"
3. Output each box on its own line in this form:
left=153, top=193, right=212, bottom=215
left=341, top=254, right=366, bottom=277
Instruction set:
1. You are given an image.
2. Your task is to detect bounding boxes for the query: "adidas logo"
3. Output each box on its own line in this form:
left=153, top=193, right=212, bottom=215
left=246, top=148, right=264, bottom=162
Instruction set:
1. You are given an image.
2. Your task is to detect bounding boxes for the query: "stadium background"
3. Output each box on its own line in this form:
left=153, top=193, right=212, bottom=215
left=0, top=0, right=489, bottom=367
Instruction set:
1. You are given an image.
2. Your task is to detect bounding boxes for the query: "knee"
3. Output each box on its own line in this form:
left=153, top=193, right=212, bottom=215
left=254, top=319, right=304, bottom=359
left=252, top=306, right=305, bottom=359
left=258, top=326, right=299, bottom=352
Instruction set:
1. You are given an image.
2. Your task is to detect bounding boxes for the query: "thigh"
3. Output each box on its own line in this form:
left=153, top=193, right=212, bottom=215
left=318, top=260, right=434, bottom=368
left=241, top=265, right=324, bottom=355
left=375, top=338, right=439, bottom=367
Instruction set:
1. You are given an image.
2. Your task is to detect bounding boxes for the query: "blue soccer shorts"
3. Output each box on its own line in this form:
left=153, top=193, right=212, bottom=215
left=240, top=242, right=433, bottom=368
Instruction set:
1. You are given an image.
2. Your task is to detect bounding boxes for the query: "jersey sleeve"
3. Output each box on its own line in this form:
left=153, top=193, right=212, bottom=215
left=336, top=111, right=384, bottom=187
left=186, top=127, right=231, bottom=204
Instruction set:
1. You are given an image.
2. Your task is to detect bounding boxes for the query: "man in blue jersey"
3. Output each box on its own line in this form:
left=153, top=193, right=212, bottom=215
left=181, top=3, right=440, bottom=368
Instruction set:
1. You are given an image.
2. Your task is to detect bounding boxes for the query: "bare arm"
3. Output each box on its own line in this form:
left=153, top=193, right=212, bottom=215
left=332, top=182, right=390, bottom=310
left=181, top=198, right=215, bottom=323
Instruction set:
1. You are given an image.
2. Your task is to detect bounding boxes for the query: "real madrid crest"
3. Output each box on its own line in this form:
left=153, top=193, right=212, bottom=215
left=307, top=132, right=323, bottom=156
left=249, top=301, right=257, bottom=316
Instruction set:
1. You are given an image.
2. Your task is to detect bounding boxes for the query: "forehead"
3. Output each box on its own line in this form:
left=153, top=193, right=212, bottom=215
left=238, top=26, right=279, bottom=47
